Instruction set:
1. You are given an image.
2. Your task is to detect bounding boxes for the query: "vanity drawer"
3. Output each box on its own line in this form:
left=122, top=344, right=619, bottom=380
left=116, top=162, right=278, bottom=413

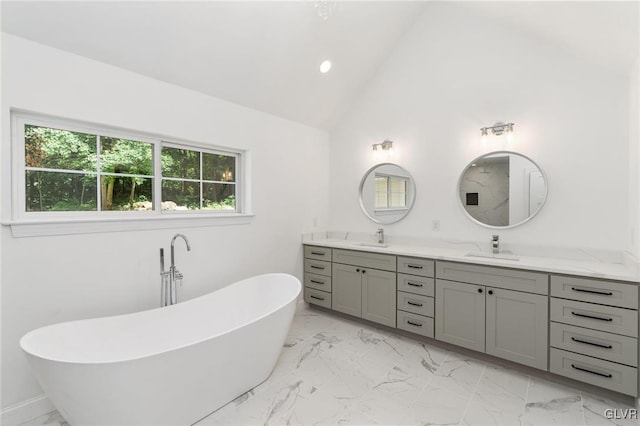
left=550, top=298, right=638, bottom=337
left=397, top=257, right=434, bottom=277
left=304, top=245, right=333, bottom=262
left=549, top=348, right=638, bottom=396
left=551, top=275, right=638, bottom=309
left=304, top=272, right=332, bottom=292
left=304, top=259, right=332, bottom=277
left=397, top=273, right=434, bottom=297
left=304, top=287, right=332, bottom=309
left=436, top=261, right=548, bottom=295
left=550, top=322, right=637, bottom=367
left=397, top=291, right=434, bottom=317
left=397, top=311, right=434, bottom=338
left=332, top=249, right=396, bottom=272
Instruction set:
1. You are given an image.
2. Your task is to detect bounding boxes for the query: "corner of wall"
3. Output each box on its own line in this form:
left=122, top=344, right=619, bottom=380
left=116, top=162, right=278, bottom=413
left=629, top=56, right=640, bottom=258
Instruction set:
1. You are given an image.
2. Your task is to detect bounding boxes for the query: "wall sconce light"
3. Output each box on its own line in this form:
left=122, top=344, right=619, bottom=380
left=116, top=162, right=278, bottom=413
left=372, top=139, right=394, bottom=160
left=372, top=139, right=394, bottom=152
left=481, top=122, right=515, bottom=144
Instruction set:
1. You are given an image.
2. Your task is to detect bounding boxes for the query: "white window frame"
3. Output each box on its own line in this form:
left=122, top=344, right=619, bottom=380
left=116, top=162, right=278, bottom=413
left=373, top=172, right=409, bottom=212
left=6, top=111, right=253, bottom=237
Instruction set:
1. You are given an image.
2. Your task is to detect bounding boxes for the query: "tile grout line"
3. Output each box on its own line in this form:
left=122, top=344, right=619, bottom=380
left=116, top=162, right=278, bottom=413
left=579, top=391, right=586, bottom=426
left=457, top=362, right=488, bottom=425
left=521, top=374, right=531, bottom=426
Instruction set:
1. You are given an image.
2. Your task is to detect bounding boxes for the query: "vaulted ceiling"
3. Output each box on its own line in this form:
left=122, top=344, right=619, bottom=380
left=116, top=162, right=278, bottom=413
left=2, top=1, right=638, bottom=131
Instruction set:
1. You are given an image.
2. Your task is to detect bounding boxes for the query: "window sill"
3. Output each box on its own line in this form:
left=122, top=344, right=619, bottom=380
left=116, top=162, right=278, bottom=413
left=4, top=213, right=255, bottom=238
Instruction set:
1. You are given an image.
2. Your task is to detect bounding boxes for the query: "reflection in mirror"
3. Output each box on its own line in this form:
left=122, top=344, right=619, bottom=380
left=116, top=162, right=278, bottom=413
left=360, top=163, right=416, bottom=224
left=458, top=151, right=547, bottom=228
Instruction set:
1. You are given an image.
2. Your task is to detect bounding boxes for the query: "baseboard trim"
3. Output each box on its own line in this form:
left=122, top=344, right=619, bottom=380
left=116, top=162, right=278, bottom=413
left=1, top=394, right=54, bottom=426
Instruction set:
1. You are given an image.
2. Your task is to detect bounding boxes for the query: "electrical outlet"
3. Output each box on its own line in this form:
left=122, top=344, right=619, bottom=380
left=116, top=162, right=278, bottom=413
left=432, top=220, right=440, bottom=231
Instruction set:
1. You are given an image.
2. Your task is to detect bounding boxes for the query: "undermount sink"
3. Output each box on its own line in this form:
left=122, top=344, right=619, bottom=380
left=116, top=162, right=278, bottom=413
left=357, top=242, right=390, bottom=248
left=466, top=251, right=520, bottom=261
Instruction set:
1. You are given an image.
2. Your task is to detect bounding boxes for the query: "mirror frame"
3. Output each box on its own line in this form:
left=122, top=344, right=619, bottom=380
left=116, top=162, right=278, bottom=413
left=359, top=162, right=416, bottom=225
left=456, top=150, right=548, bottom=229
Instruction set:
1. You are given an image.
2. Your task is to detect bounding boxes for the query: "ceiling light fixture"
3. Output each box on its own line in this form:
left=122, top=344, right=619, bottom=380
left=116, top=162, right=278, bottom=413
left=319, top=60, right=332, bottom=73
left=314, top=0, right=337, bottom=20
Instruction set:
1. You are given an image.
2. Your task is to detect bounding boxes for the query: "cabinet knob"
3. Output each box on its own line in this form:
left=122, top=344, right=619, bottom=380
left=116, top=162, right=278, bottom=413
left=477, top=288, right=483, bottom=293
left=488, top=290, right=494, bottom=295
left=362, top=269, right=366, bottom=274
left=356, top=268, right=360, bottom=272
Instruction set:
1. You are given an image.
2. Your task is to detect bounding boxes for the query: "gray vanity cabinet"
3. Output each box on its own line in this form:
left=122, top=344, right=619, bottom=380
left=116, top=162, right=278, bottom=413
left=331, top=249, right=397, bottom=327
left=362, top=268, right=397, bottom=326
left=435, top=279, right=486, bottom=352
left=435, top=261, right=549, bottom=370
left=303, top=245, right=333, bottom=309
left=549, top=274, right=639, bottom=396
left=332, top=263, right=363, bottom=317
left=485, top=287, right=548, bottom=370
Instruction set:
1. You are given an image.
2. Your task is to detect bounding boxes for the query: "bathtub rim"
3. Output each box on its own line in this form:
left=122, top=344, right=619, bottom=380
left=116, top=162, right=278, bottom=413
left=20, top=272, right=301, bottom=365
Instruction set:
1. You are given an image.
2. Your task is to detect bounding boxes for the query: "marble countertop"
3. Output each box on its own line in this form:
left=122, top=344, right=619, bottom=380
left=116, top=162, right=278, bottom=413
left=302, top=232, right=640, bottom=283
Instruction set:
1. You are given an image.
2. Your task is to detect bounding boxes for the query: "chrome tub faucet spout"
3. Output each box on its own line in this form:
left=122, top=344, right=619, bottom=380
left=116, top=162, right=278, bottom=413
left=160, top=234, right=191, bottom=306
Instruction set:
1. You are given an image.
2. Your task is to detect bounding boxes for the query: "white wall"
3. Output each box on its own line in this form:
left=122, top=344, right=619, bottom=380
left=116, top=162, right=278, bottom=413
left=0, top=34, right=329, bottom=411
left=629, top=56, right=640, bottom=258
left=329, top=2, right=631, bottom=251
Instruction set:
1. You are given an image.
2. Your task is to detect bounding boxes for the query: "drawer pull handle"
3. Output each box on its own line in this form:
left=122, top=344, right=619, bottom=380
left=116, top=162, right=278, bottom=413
left=310, top=295, right=325, bottom=301
left=310, top=279, right=325, bottom=285
left=407, top=320, right=423, bottom=327
left=407, top=282, right=423, bottom=287
left=570, top=337, right=613, bottom=349
left=407, top=264, right=424, bottom=269
left=571, top=311, right=613, bottom=322
left=310, top=265, right=325, bottom=270
left=310, top=251, right=326, bottom=256
left=407, top=301, right=423, bottom=307
left=571, top=364, right=612, bottom=378
left=571, top=287, right=613, bottom=296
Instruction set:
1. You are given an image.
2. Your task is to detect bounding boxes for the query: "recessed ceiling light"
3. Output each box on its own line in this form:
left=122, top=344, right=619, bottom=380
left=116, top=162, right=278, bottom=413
left=319, top=60, right=332, bottom=73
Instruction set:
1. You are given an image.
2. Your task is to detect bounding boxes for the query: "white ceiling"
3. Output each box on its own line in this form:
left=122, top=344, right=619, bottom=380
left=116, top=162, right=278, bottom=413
left=2, top=1, right=638, bottom=131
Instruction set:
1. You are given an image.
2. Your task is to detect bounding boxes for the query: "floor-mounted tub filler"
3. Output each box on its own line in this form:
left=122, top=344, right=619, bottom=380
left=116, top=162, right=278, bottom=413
left=20, top=273, right=302, bottom=425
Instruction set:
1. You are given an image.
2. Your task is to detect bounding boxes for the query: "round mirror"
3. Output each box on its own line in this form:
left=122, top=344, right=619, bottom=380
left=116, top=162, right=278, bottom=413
left=359, top=163, right=416, bottom=224
left=458, top=151, right=548, bottom=228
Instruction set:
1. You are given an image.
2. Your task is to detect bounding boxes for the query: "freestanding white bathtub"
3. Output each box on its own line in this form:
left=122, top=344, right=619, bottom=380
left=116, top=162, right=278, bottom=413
left=20, top=273, right=301, bottom=426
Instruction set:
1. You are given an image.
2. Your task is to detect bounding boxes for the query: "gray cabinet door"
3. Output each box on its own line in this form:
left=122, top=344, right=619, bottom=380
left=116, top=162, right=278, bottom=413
left=435, top=279, right=485, bottom=352
left=332, top=263, right=362, bottom=317
left=362, top=268, right=397, bottom=327
left=486, top=288, right=548, bottom=370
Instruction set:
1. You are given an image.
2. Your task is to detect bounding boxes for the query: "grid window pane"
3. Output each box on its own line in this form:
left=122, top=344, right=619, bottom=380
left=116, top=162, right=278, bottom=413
left=203, top=183, right=235, bottom=210
left=101, top=137, right=153, bottom=175
left=161, top=147, right=200, bottom=179
left=389, top=177, right=407, bottom=208
left=374, top=176, right=388, bottom=209
left=162, top=180, right=200, bottom=210
left=26, top=170, right=97, bottom=211
left=25, top=125, right=96, bottom=171
left=100, top=176, right=153, bottom=211
left=203, top=153, right=235, bottom=182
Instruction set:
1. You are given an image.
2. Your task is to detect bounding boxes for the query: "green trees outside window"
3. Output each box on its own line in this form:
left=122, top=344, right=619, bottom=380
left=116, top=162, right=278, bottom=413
left=22, top=121, right=238, bottom=213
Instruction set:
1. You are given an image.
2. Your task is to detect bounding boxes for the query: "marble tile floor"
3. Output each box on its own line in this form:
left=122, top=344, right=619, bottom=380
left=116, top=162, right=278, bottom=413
left=22, top=301, right=638, bottom=426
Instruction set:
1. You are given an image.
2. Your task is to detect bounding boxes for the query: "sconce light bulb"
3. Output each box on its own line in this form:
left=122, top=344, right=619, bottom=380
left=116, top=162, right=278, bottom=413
left=506, top=123, right=514, bottom=142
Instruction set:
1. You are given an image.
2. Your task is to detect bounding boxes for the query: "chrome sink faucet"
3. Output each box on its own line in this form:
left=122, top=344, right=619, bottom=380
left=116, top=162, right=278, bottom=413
left=160, top=234, right=191, bottom=306
left=376, top=228, right=385, bottom=244
left=492, top=235, right=500, bottom=254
